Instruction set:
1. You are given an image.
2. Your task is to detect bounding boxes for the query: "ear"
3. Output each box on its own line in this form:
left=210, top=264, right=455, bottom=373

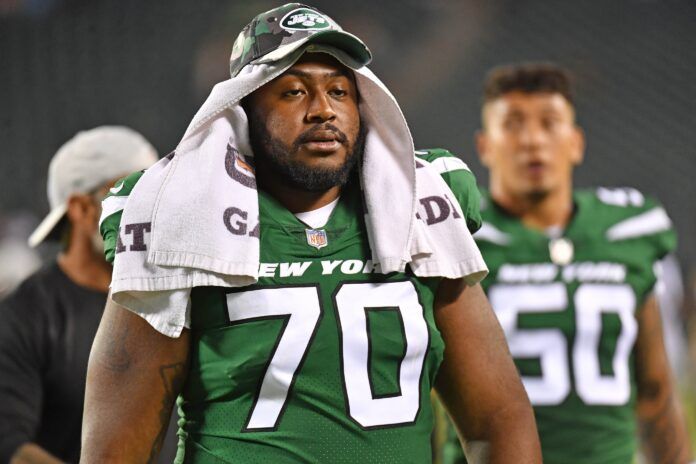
left=475, top=130, right=491, bottom=168
left=571, top=126, right=585, bottom=166
left=64, top=194, right=92, bottom=224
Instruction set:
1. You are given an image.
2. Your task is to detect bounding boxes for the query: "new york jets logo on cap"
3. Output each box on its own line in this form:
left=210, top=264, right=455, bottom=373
left=280, top=8, right=331, bottom=31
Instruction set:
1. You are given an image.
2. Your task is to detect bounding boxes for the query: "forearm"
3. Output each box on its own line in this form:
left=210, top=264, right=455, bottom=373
left=81, top=297, right=189, bottom=463
left=10, top=443, right=63, bottom=464
left=635, top=294, right=693, bottom=464
left=638, top=387, right=692, bottom=464
left=438, top=384, right=539, bottom=464
left=82, top=360, right=186, bottom=462
left=483, top=402, right=540, bottom=464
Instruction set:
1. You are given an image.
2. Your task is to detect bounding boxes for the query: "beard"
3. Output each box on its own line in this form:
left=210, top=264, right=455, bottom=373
left=525, top=189, right=551, bottom=204
left=247, top=111, right=366, bottom=192
left=90, top=227, right=106, bottom=258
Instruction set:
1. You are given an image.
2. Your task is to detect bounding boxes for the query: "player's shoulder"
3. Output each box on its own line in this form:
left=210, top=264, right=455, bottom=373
left=415, top=148, right=483, bottom=234
left=415, top=148, right=472, bottom=174
left=107, top=169, right=146, bottom=199
left=576, top=186, right=673, bottom=241
left=100, top=170, right=145, bottom=221
left=100, top=169, right=147, bottom=264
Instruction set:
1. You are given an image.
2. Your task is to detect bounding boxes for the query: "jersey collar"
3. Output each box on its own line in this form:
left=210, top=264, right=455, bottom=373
left=258, top=175, right=361, bottom=234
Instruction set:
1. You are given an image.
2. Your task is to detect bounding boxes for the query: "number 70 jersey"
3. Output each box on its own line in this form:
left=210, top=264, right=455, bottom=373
left=177, top=183, right=447, bottom=464
left=100, top=149, right=483, bottom=464
left=474, top=188, right=676, bottom=464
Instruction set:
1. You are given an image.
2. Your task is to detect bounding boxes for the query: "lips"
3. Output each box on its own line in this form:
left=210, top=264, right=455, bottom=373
left=305, top=130, right=338, bottom=143
left=525, top=161, right=546, bottom=176
left=296, top=124, right=348, bottom=147
left=295, top=126, right=348, bottom=154
left=302, top=139, right=341, bottom=152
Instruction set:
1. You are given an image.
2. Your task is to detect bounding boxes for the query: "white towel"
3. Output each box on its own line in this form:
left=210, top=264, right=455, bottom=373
left=111, top=46, right=487, bottom=337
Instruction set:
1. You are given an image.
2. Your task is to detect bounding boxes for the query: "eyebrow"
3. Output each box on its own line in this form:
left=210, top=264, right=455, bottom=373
left=283, top=69, right=351, bottom=80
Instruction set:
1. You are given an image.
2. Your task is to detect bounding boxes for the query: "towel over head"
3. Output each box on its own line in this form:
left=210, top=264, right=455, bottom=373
left=106, top=3, right=488, bottom=337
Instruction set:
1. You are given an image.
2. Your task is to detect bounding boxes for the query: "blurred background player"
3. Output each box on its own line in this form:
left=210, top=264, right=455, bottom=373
left=0, top=126, right=159, bottom=463
left=443, top=63, right=692, bottom=463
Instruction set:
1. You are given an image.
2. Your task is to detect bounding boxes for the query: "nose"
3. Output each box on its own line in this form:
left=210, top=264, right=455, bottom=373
left=306, top=91, right=337, bottom=123
left=518, top=121, right=547, bottom=151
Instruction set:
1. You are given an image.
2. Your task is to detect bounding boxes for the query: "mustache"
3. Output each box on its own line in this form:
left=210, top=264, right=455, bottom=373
left=293, top=124, right=349, bottom=148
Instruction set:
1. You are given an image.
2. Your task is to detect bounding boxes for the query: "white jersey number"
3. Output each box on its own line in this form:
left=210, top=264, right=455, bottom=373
left=226, top=281, right=428, bottom=431
left=489, top=283, right=637, bottom=406
left=335, top=281, right=429, bottom=427
left=226, top=287, right=322, bottom=430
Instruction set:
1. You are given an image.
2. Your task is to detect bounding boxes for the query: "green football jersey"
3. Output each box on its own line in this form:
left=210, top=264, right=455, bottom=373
left=444, top=187, right=676, bottom=464
left=101, top=170, right=145, bottom=265
left=99, top=149, right=482, bottom=464
left=415, top=148, right=482, bottom=234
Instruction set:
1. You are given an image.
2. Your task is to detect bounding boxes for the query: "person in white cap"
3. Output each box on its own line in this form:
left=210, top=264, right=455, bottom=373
left=0, top=126, right=158, bottom=464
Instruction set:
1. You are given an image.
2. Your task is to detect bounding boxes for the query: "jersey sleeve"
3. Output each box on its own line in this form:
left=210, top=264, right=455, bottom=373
left=597, top=187, right=677, bottom=261
left=99, top=170, right=145, bottom=264
left=415, top=148, right=482, bottom=234
left=596, top=187, right=677, bottom=302
left=647, top=199, right=677, bottom=261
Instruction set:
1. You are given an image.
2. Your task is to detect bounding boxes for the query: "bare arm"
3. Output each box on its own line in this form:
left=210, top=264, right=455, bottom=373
left=10, top=444, right=64, bottom=464
left=635, top=294, right=693, bottom=464
left=81, top=296, right=190, bottom=463
left=433, top=280, right=541, bottom=464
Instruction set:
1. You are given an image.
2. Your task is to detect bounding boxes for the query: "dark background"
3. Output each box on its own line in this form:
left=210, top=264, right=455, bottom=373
left=0, top=0, right=694, bottom=451
left=1, top=0, right=694, bottom=277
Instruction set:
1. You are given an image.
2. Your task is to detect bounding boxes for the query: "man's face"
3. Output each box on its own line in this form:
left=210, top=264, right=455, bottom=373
left=88, top=182, right=117, bottom=256
left=478, top=91, right=584, bottom=201
left=245, top=52, right=364, bottom=192
left=66, top=179, right=119, bottom=257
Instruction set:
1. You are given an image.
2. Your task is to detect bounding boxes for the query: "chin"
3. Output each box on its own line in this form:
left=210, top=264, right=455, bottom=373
left=300, top=152, right=348, bottom=169
left=523, top=187, right=551, bottom=203
left=299, top=145, right=348, bottom=159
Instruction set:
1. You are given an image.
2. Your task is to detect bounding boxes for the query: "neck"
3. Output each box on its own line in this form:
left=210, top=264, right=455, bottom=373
left=57, top=238, right=111, bottom=293
left=491, top=184, right=574, bottom=230
left=258, top=176, right=342, bottom=214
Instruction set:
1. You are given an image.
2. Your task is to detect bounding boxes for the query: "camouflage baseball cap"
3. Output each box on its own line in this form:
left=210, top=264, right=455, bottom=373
left=229, top=3, right=372, bottom=77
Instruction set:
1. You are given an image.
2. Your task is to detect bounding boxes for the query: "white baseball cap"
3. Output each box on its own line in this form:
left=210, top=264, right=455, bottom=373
left=28, top=126, right=159, bottom=247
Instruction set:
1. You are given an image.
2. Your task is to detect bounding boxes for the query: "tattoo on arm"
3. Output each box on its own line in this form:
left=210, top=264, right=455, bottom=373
left=147, top=362, right=187, bottom=464
left=102, top=317, right=132, bottom=372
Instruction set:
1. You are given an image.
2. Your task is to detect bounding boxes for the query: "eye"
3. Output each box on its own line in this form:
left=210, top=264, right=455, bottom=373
left=541, top=117, right=561, bottom=131
left=503, top=116, right=523, bottom=132
left=283, top=89, right=305, bottom=97
left=328, top=88, right=348, bottom=98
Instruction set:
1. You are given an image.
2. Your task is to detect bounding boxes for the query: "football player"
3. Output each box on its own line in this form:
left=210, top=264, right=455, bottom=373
left=444, top=63, right=693, bottom=463
left=80, top=4, right=541, bottom=463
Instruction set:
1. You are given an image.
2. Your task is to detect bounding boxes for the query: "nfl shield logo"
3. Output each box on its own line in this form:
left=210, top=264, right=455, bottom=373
left=305, top=229, right=328, bottom=249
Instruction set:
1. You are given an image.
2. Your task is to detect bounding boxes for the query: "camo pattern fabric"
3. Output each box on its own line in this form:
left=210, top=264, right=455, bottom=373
left=230, top=3, right=340, bottom=76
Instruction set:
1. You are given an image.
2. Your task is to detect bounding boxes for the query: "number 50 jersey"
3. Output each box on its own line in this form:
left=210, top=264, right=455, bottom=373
left=475, top=187, right=676, bottom=464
